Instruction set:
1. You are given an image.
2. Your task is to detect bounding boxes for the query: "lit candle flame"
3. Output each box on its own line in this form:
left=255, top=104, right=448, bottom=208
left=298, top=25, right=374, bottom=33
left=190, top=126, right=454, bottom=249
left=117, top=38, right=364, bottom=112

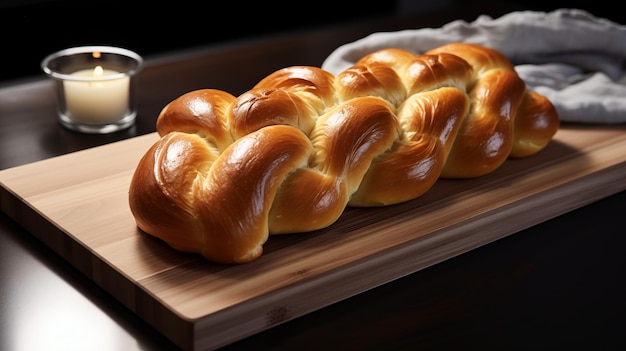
left=93, top=65, right=104, bottom=77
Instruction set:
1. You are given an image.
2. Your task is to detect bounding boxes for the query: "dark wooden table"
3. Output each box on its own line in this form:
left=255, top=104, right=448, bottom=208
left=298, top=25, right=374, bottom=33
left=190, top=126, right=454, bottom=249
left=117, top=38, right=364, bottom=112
left=1, top=4, right=625, bottom=350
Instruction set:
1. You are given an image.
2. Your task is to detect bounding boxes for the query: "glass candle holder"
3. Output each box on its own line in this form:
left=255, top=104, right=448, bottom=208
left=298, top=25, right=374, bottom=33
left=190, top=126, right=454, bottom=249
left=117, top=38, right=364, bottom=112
left=41, top=46, right=143, bottom=134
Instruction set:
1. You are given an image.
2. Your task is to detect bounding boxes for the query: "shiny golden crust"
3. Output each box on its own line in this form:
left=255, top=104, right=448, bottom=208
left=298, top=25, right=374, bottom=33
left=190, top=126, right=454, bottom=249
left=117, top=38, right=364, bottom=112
left=129, top=125, right=313, bottom=263
left=156, top=89, right=236, bottom=152
left=129, top=42, right=559, bottom=264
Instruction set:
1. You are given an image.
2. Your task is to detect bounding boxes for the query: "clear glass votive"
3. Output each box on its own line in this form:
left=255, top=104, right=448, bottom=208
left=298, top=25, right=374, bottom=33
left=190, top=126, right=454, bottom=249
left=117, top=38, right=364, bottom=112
left=41, top=46, right=143, bottom=134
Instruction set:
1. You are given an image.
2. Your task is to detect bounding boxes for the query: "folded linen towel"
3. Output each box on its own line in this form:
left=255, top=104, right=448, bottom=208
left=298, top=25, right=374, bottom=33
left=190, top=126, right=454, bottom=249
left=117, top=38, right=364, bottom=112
left=321, top=9, right=626, bottom=124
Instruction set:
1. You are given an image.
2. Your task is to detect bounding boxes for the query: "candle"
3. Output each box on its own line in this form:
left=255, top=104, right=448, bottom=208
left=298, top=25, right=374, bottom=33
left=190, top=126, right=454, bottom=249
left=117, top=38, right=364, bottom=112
left=64, top=66, right=130, bottom=125
left=41, top=46, right=143, bottom=134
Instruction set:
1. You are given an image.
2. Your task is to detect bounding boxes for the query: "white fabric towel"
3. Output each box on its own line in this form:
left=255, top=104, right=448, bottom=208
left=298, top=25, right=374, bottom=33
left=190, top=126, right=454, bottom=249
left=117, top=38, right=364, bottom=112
left=321, top=9, right=626, bottom=124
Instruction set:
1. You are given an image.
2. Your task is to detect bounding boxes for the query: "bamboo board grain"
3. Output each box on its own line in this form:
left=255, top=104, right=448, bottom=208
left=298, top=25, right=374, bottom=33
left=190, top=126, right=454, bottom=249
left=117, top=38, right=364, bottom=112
left=1, top=123, right=625, bottom=350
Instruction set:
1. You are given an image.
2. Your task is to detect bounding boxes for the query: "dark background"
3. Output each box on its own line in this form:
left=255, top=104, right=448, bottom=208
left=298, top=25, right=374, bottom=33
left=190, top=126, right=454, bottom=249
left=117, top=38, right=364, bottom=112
left=0, top=0, right=622, bottom=84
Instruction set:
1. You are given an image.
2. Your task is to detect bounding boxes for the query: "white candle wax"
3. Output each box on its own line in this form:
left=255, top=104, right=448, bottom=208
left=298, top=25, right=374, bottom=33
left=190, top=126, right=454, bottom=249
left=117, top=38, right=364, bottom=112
left=64, top=67, right=130, bottom=125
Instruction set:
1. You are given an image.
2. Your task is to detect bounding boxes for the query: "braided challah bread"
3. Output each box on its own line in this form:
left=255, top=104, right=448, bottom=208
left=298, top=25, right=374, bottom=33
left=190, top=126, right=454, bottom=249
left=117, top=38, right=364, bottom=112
left=128, top=42, right=559, bottom=264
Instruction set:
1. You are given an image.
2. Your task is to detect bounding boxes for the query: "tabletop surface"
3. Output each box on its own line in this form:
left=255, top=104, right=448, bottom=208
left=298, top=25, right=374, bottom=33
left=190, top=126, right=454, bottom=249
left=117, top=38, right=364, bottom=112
left=1, top=3, right=625, bottom=351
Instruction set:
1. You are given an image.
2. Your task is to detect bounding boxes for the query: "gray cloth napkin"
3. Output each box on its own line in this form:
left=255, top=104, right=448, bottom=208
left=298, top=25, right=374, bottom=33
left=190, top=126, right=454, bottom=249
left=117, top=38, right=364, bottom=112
left=321, top=9, right=626, bottom=124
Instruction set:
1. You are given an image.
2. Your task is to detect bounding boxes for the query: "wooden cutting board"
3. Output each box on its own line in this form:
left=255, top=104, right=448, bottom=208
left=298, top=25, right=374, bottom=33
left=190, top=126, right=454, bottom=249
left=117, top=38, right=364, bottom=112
left=1, top=123, right=625, bottom=350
